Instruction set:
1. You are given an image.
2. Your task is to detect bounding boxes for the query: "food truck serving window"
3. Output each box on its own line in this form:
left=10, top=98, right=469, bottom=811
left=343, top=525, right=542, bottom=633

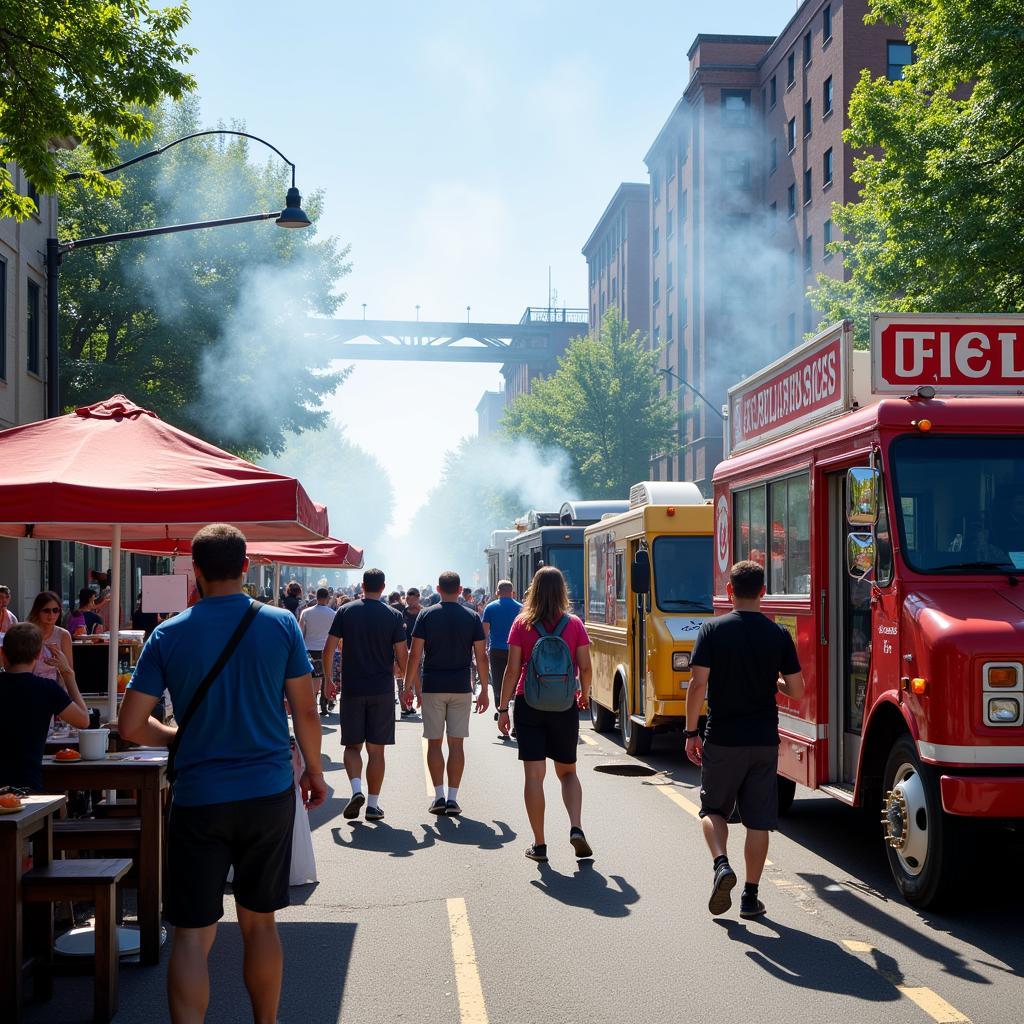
left=890, top=435, right=1024, bottom=574
left=734, top=473, right=811, bottom=594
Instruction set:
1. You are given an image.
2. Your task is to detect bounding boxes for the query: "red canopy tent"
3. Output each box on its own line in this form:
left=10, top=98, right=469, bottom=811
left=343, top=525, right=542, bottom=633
left=123, top=537, right=364, bottom=569
left=0, top=396, right=330, bottom=718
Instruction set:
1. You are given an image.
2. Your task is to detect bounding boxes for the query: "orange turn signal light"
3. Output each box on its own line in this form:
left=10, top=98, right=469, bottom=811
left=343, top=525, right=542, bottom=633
left=987, top=667, right=1019, bottom=688
left=911, top=677, right=927, bottom=695
left=667, top=506, right=676, bottom=517
left=914, top=418, right=933, bottom=432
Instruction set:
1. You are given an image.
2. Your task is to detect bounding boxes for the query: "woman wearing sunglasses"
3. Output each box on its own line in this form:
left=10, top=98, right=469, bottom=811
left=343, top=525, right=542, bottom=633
left=26, top=591, right=73, bottom=682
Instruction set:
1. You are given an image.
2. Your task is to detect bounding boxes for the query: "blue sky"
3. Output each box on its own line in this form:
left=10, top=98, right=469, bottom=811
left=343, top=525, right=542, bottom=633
left=183, top=1, right=789, bottom=531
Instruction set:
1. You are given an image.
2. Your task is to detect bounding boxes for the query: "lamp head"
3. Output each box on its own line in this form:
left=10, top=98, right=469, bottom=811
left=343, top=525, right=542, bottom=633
left=276, top=186, right=312, bottom=229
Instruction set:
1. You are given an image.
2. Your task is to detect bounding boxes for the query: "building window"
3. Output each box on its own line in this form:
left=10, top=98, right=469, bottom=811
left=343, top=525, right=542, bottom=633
left=823, top=147, right=834, bottom=186
left=653, top=226, right=660, bottom=254
left=679, top=190, right=687, bottom=221
left=769, top=75, right=777, bottom=108
left=0, top=258, right=6, bottom=381
left=804, top=235, right=813, bottom=271
left=788, top=248, right=797, bottom=283
left=804, top=98, right=812, bottom=137
left=667, top=151, right=675, bottom=182
left=823, top=4, right=832, bottom=43
left=769, top=200, right=777, bottom=224
left=787, top=117, right=796, bottom=152
left=803, top=32, right=812, bottom=66
left=653, top=325, right=661, bottom=347
left=26, top=280, right=40, bottom=375
left=667, top=312, right=673, bottom=341
left=667, top=209, right=674, bottom=238
left=787, top=312, right=797, bottom=342
left=653, top=277, right=661, bottom=305
left=723, top=153, right=751, bottom=189
left=652, top=170, right=661, bottom=203
left=823, top=218, right=833, bottom=256
left=722, top=90, right=752, bottom=127
left=787, top=184, right=796, bottom=218
left=888, top=41, right=913, bottom=81
left=679, top=295, right=688, bottom=325
left=769, top=138, right=778, bottom=174
left=787, top=52, right=795, bottom=86
left=804, top=167, right=812, bottom=203
left=823, top=75, right=834, bottom=116
left=679, top=136, right=689, bottom=167
left=667, top=261, right=673, bottom=288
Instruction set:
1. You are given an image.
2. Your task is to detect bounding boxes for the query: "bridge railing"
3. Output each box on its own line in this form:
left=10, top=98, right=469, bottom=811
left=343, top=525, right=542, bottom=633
left=519, top=307, right=588, bottom=325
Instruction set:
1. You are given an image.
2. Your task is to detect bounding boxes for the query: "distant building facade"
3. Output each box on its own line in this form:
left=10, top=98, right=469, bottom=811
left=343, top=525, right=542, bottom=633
left=582, top=182, right=650, bottom=339
left=641, top=0, right=906, bottom=493
left=476, top=388, right=505, bottom=437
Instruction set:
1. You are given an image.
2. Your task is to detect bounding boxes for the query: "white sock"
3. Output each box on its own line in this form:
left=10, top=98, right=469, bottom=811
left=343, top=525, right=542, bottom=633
left=447, top=787, right=459, bottom=803
left=350, top=778, right=362, bottom=796
left=434, top=785, right=445, bottom=801
left=367, top=794, right=379, bottom=809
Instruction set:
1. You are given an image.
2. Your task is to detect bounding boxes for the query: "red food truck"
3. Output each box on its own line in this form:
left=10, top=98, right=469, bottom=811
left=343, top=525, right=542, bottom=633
left=713, top=315, right=1024, bottom=906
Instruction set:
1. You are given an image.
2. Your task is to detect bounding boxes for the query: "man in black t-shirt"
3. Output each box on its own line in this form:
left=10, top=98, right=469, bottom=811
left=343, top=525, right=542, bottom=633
left=405, top=571, right=488, bottom=816
left=685, top=560, right=804, bottom=920
left=322, top=568, right=408, bottom=822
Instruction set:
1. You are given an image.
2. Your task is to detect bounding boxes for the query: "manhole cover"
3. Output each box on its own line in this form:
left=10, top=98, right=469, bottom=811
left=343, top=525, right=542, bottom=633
left=592, top=762, right=658, bottom=777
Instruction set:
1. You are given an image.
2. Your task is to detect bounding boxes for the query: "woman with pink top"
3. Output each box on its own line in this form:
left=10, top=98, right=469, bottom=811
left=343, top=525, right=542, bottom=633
left=26, top=591, right=73, bottom=681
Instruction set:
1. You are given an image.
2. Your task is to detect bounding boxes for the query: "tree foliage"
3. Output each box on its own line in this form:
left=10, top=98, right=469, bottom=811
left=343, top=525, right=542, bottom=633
left=0, top=0, right=195, bottom=219
left=809, top=0, right=1024, bottom=341
left=57, top=99, right=351, bottom=455
left=503, top=310, right=674, bottom=497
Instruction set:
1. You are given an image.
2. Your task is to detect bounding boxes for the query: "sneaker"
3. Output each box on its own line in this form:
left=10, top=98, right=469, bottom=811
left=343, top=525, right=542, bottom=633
left=365, top=805, right=385, bottom=821
left=445, top=799, right=462, bottom=817
left=708, top=861, right=737, bottom=916
left=524, top=843, right=548, bottom=862
left=569, top=827, right=593, bottom=858
left=740, top=893, right=766, bottom=919
left=428, top=797, right=447, bottom=815
left=342, top=792, right=365, bottom=820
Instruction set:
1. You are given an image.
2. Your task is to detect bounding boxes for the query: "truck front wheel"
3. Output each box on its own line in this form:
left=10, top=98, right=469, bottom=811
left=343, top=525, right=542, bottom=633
left=880, top=735, right=958, bottom=907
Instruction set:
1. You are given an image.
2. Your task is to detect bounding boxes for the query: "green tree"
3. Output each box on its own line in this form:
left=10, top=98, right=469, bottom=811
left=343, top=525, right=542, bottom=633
left=57, top=99, right=351, bottom=454
left=0, top=0, right=195, bottom=219
left=809, top=0, right=1024, bottom=341
left=503, top=310, right=674, bottom=497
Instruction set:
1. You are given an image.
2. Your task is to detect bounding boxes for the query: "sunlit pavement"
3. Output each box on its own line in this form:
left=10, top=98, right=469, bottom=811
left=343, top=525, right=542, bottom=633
left=26, top=706, right=1023, bottom=1023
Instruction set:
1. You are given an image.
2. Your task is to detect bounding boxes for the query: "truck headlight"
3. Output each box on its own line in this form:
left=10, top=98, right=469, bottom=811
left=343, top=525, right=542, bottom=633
left=672, top=652, right=690, bottom=671
left=987, top=697, right=1022, bottom=725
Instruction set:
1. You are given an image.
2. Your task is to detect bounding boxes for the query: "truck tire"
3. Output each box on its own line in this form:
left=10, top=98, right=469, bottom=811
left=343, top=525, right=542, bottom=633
left=880, top=734, right=959, bottom=907
left=777, top=776, right=797, bottom=816
left=590, top=697, right=615, bottom=733
left=619, top=686, right=653, bottom=756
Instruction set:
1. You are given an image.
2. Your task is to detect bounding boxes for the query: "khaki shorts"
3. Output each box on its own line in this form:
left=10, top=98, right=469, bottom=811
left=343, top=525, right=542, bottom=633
left=421, top=692, right=473, bottom=740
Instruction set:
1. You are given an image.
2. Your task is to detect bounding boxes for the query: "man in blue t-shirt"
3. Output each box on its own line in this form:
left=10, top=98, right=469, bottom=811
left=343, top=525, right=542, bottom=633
left=481, top=580, right=522, bottom=734
left=321, top=568, right=408, bottom=822
left=120, top=524, right=325, bottom=1024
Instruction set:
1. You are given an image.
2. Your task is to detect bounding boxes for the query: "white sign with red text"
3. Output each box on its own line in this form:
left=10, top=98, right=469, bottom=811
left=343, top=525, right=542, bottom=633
left=871, top=313, right=1024, bottom=394
left=727, top=321, right=853, bottom=454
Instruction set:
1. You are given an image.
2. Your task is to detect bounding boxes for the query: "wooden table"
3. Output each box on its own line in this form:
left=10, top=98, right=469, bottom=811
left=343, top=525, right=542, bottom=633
left=0, top=794, right=65, bottom=1021
left=40, top=752, right=168, bottom=965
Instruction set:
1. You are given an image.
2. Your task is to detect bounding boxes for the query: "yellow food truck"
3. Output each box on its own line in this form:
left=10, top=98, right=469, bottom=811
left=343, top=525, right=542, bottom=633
left=584, top=482, right=713, bottom=754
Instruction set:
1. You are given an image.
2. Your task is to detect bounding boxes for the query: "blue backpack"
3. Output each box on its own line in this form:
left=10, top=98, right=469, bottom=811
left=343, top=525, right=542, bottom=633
left=523, top=616, right=576, bottom=712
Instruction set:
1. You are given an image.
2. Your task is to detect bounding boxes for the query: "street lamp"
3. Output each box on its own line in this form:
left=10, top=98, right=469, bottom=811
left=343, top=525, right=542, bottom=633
left=657, top=366, right=725, bottom=421
left=45, top=129, right=311, bottom=585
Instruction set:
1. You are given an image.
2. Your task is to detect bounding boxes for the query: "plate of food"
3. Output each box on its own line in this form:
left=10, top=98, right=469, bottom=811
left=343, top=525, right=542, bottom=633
left=0, top=793, right=24, bottom=813
left=54, top=748, right=82, bottom=761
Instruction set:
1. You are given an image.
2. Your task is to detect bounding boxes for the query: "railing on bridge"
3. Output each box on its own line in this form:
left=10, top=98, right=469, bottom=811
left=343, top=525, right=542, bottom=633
left=519, top=307, right=588, bottom=325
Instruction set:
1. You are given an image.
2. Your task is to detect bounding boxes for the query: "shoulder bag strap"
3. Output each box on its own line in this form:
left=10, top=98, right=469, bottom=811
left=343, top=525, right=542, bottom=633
left=552, top=614, right=570, bottom=638
left=167, top=600, right=260, bottom=784
left=534, top=620, right=549, bottom=638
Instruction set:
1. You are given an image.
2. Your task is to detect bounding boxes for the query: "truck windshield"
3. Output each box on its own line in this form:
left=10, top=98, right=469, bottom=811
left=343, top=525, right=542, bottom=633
left=547, top=546, right=584, bottom=610
left=890, top=435, right=1024, bottom=574
left=652, top=536, right=714, bottom=612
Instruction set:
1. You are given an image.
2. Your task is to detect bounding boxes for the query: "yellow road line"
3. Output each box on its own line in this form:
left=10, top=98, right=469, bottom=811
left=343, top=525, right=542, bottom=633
left=654, top=782, right=701, bottom=819
left=422, top=737, right=433, bottom=797
left=841, top=941, right=972, bottom=1023
left=447, top=897, right=489, bottom=1024
left=579, top=733, right=598, bottom=747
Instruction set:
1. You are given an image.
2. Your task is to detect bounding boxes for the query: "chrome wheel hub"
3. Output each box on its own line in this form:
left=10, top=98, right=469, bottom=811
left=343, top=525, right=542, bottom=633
left=882, top=762, right=929, bottom=876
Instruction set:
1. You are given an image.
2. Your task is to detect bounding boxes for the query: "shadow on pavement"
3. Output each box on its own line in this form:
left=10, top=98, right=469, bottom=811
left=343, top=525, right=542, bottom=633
left=22, top=921, right=356, bottom=1024
left=424, top=815, right=517, bottom=849
left=529, top=859, right=640, bottom=917
left=307, top=790, right=350, bottom=833
left=332, top=820, right=436, bottom=858
left=716, top=918, right=899, bottom=1000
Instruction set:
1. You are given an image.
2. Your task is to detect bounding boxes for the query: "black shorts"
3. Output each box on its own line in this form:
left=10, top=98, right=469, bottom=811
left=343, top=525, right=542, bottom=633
left=308, top=651, right=324, bottom=678
left=488, top=649, right=508, bottom=701
left=165, top=786, right=294, bottom=928
left=513, top=697, right=579, bottom=764
left=341, top=692, right=395, bottom=746
left=699, top=743, right=779, bottom=831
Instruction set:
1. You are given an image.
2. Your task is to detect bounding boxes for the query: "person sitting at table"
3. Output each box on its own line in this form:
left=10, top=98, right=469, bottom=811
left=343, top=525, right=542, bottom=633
left=0, top=623, right=89, bottom=791
left=0, top=583, right=18, bottom=633
left=66, top=586, right=105, bottom=636
left=26, top=591, right=74, bottom=681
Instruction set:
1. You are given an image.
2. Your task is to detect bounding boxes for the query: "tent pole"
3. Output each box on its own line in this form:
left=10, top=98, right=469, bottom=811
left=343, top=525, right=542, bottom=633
left=273, top=562, right=281, bottom=607
left=107, top=525, right=122, bottom=723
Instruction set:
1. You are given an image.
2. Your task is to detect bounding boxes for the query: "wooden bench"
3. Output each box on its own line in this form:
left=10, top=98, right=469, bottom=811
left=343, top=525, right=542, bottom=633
left=22, top=858, right=132, bottom=1023
left=53, top=818, right=142, bottom=853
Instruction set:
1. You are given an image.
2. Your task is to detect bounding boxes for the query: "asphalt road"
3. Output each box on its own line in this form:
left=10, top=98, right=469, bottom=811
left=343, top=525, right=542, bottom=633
left=26, top=702, right=1024, bottom=1024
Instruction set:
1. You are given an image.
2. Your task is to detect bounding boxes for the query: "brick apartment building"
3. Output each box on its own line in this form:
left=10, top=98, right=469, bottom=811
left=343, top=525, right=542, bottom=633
left=590, top=0, right=911, bottom=494
left=582, top=182, right=650, bottom=339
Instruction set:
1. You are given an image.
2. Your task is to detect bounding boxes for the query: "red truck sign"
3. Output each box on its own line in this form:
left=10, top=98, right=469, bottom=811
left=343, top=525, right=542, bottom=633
left=872, top=313, right=1024, bottom=394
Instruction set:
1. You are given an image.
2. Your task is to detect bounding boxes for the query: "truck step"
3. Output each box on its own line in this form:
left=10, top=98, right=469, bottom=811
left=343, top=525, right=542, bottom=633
left=820, top=783, right=856, bottom=806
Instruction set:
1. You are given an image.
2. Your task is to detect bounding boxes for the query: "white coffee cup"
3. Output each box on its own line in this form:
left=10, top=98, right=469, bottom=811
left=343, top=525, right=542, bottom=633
left=79, top=728, right=110, bottom=760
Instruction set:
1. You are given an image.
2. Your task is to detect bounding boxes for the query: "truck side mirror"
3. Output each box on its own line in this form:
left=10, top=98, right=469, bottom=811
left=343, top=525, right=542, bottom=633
left=631, top=551, right=651, bottom=595
left=847, top=532, right=877, bottom=582
left=847, top=466, right=880, bottom=526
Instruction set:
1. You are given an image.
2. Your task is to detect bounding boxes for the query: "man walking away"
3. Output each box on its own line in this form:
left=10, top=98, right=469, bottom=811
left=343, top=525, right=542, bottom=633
left=400, top=588, right=423, bottom=716
left=685, top=560, right=804, bottom=919
left=120, top=524, right=326, bottom=1024
left=482, top=580, right=521, bottom=737
left=300, top=587, right=337, bottom=716
left=322, top=568, right=407, bottom=822
left=406, top=571, right=488, bottom=816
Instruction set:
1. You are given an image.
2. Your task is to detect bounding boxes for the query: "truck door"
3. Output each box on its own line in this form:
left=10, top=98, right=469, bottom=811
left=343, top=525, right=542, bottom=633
left=631, top=539, right=647, bottom=714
